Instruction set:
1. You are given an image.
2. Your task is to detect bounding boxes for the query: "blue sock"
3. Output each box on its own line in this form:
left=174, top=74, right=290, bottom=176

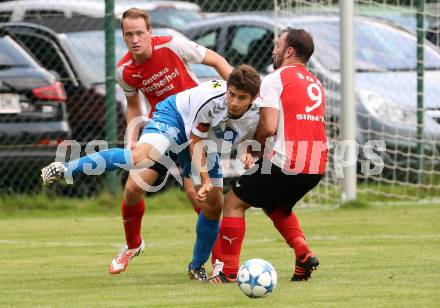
left=190, top=213, right=219, bottom=269
left=65, top=148, right=132, bottom=176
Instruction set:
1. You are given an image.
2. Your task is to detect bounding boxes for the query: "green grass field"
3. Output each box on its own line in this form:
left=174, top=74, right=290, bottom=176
left=0, top=190, right=439, bottom=307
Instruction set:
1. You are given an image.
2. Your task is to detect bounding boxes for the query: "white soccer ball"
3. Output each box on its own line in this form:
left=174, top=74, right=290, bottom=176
left=237, top=259, right=277, bottom=298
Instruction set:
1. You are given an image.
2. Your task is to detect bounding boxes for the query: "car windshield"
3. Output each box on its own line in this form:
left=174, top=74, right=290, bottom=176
left=0, top=36, right=33, bottom=67
left=63, top=30, right=217, bottom=83
left=302, top=20, right=440, bottom=71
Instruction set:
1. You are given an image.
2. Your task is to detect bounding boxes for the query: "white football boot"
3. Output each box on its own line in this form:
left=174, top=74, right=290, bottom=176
left=41, top=162, right=67, bottom=185
left=211, top=259, right=224, bottom=276
left=109, top=239, right=145, bottom=274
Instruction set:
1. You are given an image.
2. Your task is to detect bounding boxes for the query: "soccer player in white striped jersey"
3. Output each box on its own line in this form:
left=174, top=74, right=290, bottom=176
left=41, top=64, right=261, bottom=281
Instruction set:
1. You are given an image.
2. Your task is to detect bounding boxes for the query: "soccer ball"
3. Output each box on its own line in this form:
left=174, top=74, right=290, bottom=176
left=237, top=259, right=277, bottom=298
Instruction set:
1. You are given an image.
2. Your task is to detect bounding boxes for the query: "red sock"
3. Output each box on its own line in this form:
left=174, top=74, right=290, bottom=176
left=211, top=222, right=222, bottom=266
left=268, top=208, right=311, bottom=258
left=220, top=216, right=245, bottom=277
left=122, top=199, right=145, bottom=249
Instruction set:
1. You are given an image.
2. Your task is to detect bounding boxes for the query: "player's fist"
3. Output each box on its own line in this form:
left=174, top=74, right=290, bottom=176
left=241, top=153, right=255, bottom=169
left=196, top=181, right=213, bottom=202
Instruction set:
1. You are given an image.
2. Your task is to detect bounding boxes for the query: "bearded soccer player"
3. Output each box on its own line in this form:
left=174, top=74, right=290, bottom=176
left=209, top=28, right=327, bottom=283
left=41, top=65, right=261, bottom=281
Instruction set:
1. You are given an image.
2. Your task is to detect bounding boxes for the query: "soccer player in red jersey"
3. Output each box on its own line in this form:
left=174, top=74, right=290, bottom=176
left=209, top=27, right=327, bottom=283
left=111, top=8, right=231, bottom=274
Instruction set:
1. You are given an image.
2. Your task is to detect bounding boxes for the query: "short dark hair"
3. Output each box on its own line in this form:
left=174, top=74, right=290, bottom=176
left=281, top=27, right=314, bottom=64
left=227, top=64, right=261, bottom=98
left=121, top=8, right=151, bottom=33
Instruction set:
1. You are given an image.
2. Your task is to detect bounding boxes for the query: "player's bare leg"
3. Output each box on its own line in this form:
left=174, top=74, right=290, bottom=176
left=183, top=177, right=201, bottom=215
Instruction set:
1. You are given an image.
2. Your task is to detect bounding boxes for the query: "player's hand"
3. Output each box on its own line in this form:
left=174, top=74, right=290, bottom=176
left=241, top=153, right=255, bottom=169
left=196, top=181, right=213, bottom=202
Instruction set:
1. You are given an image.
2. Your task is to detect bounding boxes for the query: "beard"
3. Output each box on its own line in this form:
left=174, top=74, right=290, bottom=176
left=272, top=50, right=285, bottom=70
left=273, top=60, right=281, bottom=70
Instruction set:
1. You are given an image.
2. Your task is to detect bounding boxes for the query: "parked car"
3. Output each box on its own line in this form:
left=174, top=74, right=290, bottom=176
left=0, top=30, right=70, bottom=192
left=1, top=17, right=221, bottom=192
left=0, top=18, right=219, bottom=140
left=183, top=13, right=440, bottom=179
left=285, top=4, right=436, bottom=34
left=288, top=4, right=440, bottom=55
left=0, top=0, right=204, bottom=30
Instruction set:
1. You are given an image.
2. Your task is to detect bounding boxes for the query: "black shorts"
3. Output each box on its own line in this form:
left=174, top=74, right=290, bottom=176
left=232, top=158, right=323, bottom=212
left=125, top=151, right=176, bottom=184
left=149, top=160, right=168, bottom=178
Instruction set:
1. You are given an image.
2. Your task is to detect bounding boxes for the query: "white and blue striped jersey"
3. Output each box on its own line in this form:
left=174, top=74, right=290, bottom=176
left=175, top=80, right=259, bottom=149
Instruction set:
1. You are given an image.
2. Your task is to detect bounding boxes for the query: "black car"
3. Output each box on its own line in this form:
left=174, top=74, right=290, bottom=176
left=0, top=30, right=70, bottom=192
left=427, top=21, right=440, bottom=47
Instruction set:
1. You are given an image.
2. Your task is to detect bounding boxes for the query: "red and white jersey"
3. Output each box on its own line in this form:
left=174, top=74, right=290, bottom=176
left=255, top=65, right=327, bottom=174
left=116, top=35, right=206, bottom=117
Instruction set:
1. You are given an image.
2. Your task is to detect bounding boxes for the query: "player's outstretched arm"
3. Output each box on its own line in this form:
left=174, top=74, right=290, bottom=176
left=202, top=49, right=232, bottom=80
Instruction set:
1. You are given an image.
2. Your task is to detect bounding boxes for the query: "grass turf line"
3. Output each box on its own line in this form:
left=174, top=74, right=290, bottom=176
left=0, top=190, right=439, bottom=307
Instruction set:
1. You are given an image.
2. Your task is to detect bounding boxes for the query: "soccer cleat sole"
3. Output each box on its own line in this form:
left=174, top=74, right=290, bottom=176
left=109, top=267, right=126, bottom=275
left=208, top=271, right=237, bottom=284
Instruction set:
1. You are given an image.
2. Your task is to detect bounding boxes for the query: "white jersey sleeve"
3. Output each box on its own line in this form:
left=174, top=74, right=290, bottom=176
left=191, top=104, right=214, bottom=138
left=116, top=64, right=137, bottom=97
left=254, top=71, right=283, bottom=109
left=169, top=35, right=207, bottom=64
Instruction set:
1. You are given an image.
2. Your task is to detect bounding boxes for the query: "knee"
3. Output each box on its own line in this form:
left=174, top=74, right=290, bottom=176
left=124, top=180, right=145, bottom=204
left=209, top=188, right=223, bottom=208
left=183, top=178, right=200, bottom=208
left=204, top=190, right=223, bottom=215
left=185, top=189, right=199, bottom=208
left=184, top=183, right=197, bottom=196
left=223, top=190, right=247, bottom=216
left=131, top=147, right=144, bottom=165
left=209, top=198, right=223, bottom=214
